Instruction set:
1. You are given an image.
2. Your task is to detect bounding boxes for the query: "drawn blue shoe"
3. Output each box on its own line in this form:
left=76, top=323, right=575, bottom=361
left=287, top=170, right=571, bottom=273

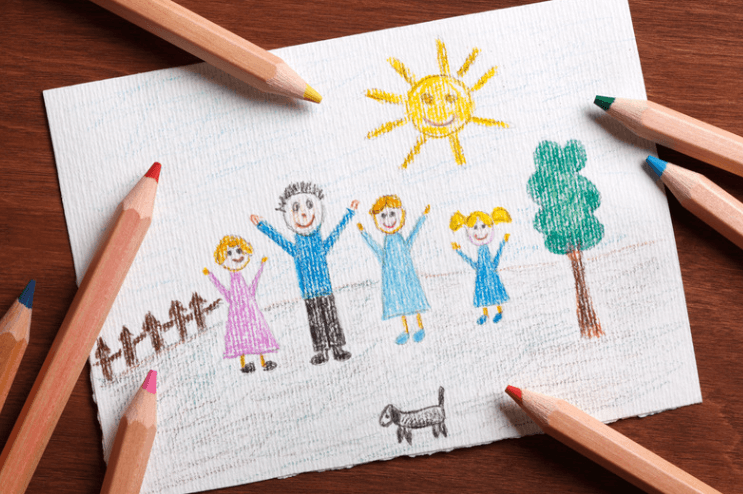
left=413, top=329, right=425, bottom=342
left=395, top=332, right=410, bottom=345
left=493, top=312, right=503, bottom=324
left=477, top=314, right=488, bottom=325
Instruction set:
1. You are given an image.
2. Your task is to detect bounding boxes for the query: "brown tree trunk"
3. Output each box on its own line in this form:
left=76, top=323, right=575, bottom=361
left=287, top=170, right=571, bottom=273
left=567, top=248, right=603, bottom=338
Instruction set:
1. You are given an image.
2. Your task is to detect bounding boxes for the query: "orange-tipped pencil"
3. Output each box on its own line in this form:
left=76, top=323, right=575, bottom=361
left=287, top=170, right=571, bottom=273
left=505, top=386, right=722, bottom=494
left=88, top=0, right=321, bottom=103
left=0, top=163, right=161, bottom=493
left=0, top=280, right=35, bottom=414
left=646, top=156, right=743, bottom=250
left=594, top=96, right=743, bottom=178
left=101, top=370, right=158, bottom=494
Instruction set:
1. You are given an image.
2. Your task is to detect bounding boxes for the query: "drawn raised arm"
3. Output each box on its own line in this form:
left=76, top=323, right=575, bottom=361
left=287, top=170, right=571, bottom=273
left=405, top=213, right=428, bottom=249
left=454, top=248, right=477, bottom=270
left=324, top=207, right=356, bottom=251
left=206, top=272, right=232, bottom=302
left=256, top=220, right=296, bottom=256
left=492, top=237, right=508, bottom=267
left=359, top=227, right=384, bottom=262
left=249, top=260, right=266, bottom=293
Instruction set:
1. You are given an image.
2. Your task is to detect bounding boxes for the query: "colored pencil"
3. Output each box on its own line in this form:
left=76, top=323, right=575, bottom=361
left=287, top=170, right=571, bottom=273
left=101, top=370, right=158, bottom=494
left=647, top=156, right=743, bottom=250
left=594, top=96, right=743, bottom=178
left=0, top=163, right=161, bottom=493
left=505, top=386, right=722, bottom=494
left=0, top=280, right=35, bottom=415
left=88, top=0, right=322, bottom=103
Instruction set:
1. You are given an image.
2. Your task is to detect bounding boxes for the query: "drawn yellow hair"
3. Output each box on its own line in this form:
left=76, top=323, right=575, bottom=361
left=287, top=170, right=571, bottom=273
left=450, top=207, right=511, bottom=231
left=214, top=235, right=253, bottom=265
left=370, top=195, right=403, bottom=215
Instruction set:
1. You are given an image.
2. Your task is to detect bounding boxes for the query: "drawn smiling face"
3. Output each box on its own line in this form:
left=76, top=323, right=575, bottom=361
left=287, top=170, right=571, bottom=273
left=284, top=192, right=324, bottom=236
left=373, top=206, right=406, bottom=235
left=222, top=246, right=250, bottom=271
left=466, top=218, right=494, bottom=246
left=407, top=75, right=474, bottom=138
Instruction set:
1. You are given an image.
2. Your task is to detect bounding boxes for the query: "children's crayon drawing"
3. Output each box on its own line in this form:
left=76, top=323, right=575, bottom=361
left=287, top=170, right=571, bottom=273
left=44, top=0, right=701, bottom=492
left=358, top=196, right=430, bottom=344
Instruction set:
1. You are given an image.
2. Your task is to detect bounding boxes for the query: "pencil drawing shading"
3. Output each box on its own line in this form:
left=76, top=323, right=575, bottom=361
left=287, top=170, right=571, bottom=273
left=380, top=387, right=447, bottom=445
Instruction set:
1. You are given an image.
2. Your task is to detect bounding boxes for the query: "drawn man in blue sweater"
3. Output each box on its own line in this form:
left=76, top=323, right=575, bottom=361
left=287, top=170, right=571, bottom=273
left=251, top=182, right=358, bottom=365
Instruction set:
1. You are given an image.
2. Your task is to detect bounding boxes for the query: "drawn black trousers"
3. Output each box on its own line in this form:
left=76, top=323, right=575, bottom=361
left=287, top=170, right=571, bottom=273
left=304, top=294, right=346, bottom=351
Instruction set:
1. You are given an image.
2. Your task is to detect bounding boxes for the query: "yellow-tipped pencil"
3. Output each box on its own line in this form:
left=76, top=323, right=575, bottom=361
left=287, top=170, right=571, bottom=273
left=647, top=156, right=743, bottom=250
left=101, top=370, right=158, bottom=494
left=594, top=96, right=743, bottom=178
left=89, top=0, right=321, bottom=103
left=0, top=280, right=35, bottom=414
left=0, top=163, right=161, bottom=493
left=505, top=386, right=722, bottom=494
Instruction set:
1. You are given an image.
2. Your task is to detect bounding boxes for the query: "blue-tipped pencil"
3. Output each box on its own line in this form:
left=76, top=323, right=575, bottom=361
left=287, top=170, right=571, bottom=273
left=0, top=280, right=35, bottom=414
left=647, top=156, right=743, bottom=249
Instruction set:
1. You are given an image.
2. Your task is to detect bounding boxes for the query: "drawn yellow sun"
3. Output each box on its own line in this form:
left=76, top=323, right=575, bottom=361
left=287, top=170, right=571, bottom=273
left=366, top=40, right=509, bottom=168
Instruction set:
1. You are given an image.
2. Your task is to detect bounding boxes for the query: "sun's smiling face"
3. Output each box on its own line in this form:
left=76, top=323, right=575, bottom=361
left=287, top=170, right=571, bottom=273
left=366, top=40, right=509, bottom=169
left=408, top=76, right=473, bottom=138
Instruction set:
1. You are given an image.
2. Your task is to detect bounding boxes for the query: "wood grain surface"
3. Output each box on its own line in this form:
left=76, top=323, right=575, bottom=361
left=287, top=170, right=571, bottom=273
left=1, top=0, right=741, bottom=492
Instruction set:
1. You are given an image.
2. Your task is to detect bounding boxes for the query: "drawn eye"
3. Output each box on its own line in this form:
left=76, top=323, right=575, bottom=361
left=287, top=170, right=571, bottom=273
left=445, top=93, right=457, bottom=103
left=227, top=250, right=232, bottom=256
left=236, top=248, right=242, bottom=255
left=421, top=93, right=434, bottom=105
left=389, top=211, right=395, bottom=218
left=381, top=212, right=387, bottom=219
left=306, top=199, right=313, bottom=209
left=292, top=202, right=300, bottom=212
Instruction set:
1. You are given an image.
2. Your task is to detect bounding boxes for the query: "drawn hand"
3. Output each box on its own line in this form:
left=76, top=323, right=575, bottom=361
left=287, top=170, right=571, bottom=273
left=250, top=215, right=262, bottom=226
left=350, top=200, right=360, bottom=210
left=451, top=242, right=461, bottom=250
left=357, top=223, right=364, bottom=231
left=504, top=233, right=510, bottom=242
left=202, top=268, right=210, bottom=275
left=423, top=205, right=431, bottom=215
left=261, top=256, right=268, bottom=263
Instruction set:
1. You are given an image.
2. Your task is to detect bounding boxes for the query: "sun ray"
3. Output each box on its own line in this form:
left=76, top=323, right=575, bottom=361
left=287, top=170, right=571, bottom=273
left=471, top=66, right=497, bottom=92
left=436, top=39, right=450, bottom=75
left=388, top=58, right=417, bottom=86
left=402, top=135, right=428, bottom=169
left=471, top=117, right=510, bottom=128
left=367, top=118, right=409, bottom=139
left=366, top=89, right=405, bottom=105
left=449, top=134, right=466, bottom=165
left=456, top=48, right=480, bottom=77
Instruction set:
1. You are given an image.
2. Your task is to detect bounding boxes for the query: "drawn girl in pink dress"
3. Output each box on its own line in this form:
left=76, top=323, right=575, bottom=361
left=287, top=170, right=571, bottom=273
left=203, top=235, right=279, bottom=373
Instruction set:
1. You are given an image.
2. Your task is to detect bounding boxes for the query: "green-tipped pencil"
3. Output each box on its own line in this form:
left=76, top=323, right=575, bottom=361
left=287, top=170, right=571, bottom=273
left=595, top=96, right=743, bottom=178
left=0, top=280, right=35, bottom=414
left=647, top=156, right=743, bottom=250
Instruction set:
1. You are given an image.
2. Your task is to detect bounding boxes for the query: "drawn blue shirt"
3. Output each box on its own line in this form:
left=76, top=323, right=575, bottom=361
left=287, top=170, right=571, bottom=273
left=360, top=215, right=430, bottom=319
left=455, top=240, right=509, bottom=308
left=257, top=208, right=355, bottom=300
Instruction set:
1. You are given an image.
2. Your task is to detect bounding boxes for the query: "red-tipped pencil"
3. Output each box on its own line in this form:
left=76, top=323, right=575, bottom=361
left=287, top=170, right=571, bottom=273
left=101, top=370, right=158, bottom=494
left=0, top=163, right=161, bottom=493
left=505, top=386, right=722, bottom=494
left=0, top=280, right=35, bottom=414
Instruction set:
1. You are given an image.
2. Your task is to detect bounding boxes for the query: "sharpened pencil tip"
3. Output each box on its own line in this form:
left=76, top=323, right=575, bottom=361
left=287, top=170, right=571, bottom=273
left=594, top=95, right=615, bottom=111
left=646, top=155, right=667, bottom=178
left=303, top=85, right=322, bottom=103
left=18, top=280, right=35, bottom=309
left=145, top=162, right=161, bottom=182
left=505, top=385, right=522, bottom=403
left=142, top=370, right=157, bottom=394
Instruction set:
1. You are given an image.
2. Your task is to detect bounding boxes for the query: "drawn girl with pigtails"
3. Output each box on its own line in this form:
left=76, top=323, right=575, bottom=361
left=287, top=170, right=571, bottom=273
left=203, top=235, right=279, bottom=373
left=450, top=208, right=512, bottom=325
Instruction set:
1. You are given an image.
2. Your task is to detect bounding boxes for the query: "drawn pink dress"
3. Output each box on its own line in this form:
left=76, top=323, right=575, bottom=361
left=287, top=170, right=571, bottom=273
left=207, top=263, right=279, bottom=358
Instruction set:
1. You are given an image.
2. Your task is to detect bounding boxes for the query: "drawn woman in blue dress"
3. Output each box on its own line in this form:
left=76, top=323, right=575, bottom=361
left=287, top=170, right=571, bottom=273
left=358, top=195, right=431, bottom=345
left=450, top=208, right=512, bottom=325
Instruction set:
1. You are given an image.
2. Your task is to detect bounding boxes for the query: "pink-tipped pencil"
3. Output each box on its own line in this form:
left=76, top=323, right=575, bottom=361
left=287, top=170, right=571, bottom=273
left=101, top=370, right=158, bottom=494
left=0, top=163, right=161, bottom=493
left=0, top=280, right=35, bottom=414
left=505, top=386, right=721, bottom=494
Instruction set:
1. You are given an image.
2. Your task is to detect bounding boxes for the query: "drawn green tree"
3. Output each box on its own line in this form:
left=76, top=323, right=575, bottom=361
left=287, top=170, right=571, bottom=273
left=527, top=140, right=604, bottom=338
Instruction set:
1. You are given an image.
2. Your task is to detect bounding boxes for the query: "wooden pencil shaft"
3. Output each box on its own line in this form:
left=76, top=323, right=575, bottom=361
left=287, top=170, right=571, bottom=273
left=663, top=164, right=743, bottom=249
left=0, top=208, right=151, bottom=493
left=0, top=301, right=31, bottom=414
left=89, top=0, right=290, bottom=96
left=611, top=99, right=743, bottom=178
left=100, top=417, right=156, bottom=493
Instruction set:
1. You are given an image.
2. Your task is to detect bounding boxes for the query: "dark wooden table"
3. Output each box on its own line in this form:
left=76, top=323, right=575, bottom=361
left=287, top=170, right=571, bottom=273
left=2, top=0, right=742, bottom=492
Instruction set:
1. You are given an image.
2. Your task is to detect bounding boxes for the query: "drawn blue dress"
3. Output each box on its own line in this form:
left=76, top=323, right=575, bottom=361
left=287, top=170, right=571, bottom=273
left=456, top=240, right=509, bottom=308
left=360, top=216, right=430, bottom=319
